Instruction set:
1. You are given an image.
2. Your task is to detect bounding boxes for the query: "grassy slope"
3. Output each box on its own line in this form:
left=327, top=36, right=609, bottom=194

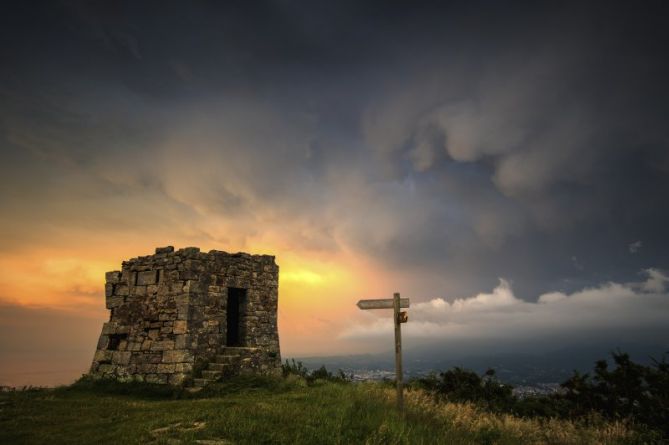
left=0, top=376, right=641, bottom=445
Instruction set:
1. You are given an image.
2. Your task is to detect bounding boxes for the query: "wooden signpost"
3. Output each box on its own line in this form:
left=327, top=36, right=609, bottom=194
left=357, top=292, right=409, bottom=412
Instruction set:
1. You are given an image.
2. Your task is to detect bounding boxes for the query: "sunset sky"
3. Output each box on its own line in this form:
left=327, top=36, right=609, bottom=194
left=1, top=1, right=668, bottom=386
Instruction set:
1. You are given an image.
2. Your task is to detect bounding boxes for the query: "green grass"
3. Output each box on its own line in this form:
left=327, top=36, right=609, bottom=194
left=0, top=376, right=651, bottom=445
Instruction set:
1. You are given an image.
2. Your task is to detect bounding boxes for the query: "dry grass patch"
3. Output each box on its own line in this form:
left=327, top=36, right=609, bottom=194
left=377, top=387, right=637, bottom=445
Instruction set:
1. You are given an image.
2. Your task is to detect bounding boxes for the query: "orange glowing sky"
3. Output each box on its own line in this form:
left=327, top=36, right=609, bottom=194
left=0, top=227, right=403, bottom=386
left=0, top=231, right=391, bottom=349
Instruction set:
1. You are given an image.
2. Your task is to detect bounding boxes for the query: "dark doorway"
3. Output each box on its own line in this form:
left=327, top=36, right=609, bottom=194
left=226, top=288, right=246, bottom=346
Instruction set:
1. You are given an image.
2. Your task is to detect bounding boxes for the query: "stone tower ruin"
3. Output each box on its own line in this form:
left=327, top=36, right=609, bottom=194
left=89, top=246, right=281, bottom=386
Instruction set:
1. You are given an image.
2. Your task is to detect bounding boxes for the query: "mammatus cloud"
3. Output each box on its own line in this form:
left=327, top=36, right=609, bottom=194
left=340, top=269, right=669, bottom=349
left=629, top=241, right=642, bottom=254
left=1, top=1, right=668, bottom=302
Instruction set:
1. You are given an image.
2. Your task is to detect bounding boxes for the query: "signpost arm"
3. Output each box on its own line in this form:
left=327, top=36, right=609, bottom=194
left=393, top=292, right=404, bottom=413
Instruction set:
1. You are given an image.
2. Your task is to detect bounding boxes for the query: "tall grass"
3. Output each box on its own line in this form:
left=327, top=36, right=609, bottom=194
left=396, top=387, right=641, bottom=445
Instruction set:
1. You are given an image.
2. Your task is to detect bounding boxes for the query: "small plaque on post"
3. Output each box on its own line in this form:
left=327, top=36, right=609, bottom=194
left=398, top=311, right=408, bottom=324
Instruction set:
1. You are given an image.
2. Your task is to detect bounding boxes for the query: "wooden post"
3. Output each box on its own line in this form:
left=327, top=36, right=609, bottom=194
left=393, top=292, right=404, bottom=413
left=356, top=293, right=409, bottom=413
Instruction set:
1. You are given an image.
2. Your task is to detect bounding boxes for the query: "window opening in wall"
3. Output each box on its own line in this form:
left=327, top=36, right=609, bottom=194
left=108, top=333, right=128, bottom=351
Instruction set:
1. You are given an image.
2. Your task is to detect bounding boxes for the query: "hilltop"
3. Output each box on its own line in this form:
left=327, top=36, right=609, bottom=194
left=0, top=375, right=647, bottom=445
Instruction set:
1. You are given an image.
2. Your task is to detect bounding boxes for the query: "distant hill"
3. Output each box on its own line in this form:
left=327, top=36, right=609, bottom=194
left=292, top=342, right=669, bottom=385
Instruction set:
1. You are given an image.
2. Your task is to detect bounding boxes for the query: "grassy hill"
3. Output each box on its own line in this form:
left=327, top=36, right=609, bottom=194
left=0, top=375, right=649, bottom=445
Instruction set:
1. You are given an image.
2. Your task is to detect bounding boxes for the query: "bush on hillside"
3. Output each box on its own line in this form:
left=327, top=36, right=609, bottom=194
left=282, top=359, right=351, bottom=383
left=559, top=351, right=669, bottom=435
left=410, top=351, right=669, bottom=437
left=413, top=368, right=515, bottom=413
left=282, top=359, right=310, bottom=379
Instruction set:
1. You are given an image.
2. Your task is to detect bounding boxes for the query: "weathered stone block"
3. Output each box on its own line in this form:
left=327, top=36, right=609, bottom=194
left=114, top=285, right=129, bottom=296
left=137, top=270, right=158, bottom=286
left=138, top=364, right=157, bottom=373
left=94, top=349, right=111, bottom=362
left=97, top=335, right=109, bottom=350
left=105, top=271, right=122, bottom=283
left=175, top=362, right=193, bottom=373
left=112, top=351, right=131, bottom=365
left=181, top=247, right=200, bottom=256
left=150, top=340, right=175, bottom=351
left=98, top=364, right=115, bottom=374
left=145, top=374, right=167, bottom=384
left=157, top=363, right=175, bottom=373
left=148, top=353, right=163, bottom=364
left=183, top=280, right=199, bottom=292
left=179, top=270, right=198, bottom=280
left=101, top=322, right=118, bottom=335
left=177, top=304, right=189, bottom=320
left=105, top=296, right=124, bottom=309
left=174, top=335, right=188, bottom=349
left=166, top=270, right=180, bottom=281
left=162, top=349, right=193, bottom=363
left=173, top=320, right=187, bottom=334
left=174, top=294, right=190, bottom=304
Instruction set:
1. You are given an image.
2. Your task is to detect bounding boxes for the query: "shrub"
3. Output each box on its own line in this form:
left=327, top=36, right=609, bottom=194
left=558, top=351, right=669, bottom=435
left=412, top=368, right=514, bottom=413
left=282, top=360, right=350, bottom=384
left=411, top=351, right=669, bottom=438
left=282, top=359, right=310, bottom=378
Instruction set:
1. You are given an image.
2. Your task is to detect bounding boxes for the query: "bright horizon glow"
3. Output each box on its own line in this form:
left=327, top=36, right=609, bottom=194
left=0, top=232, right=392, bottom=358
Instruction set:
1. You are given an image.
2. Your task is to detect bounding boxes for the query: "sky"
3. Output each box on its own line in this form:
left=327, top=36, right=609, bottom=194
left=1, top=1, right=668, bottom=386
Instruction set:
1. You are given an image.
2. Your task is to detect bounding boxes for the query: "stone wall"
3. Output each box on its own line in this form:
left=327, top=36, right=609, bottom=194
left=89, top=246, right=281, bottom=385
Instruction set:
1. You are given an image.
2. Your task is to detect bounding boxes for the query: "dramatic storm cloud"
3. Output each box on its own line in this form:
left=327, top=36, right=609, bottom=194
left=1, top=1, right=668, bottom=384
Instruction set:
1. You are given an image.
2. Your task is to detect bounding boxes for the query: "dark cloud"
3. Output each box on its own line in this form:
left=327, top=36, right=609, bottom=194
left=1, top=0, right=668, bottom=304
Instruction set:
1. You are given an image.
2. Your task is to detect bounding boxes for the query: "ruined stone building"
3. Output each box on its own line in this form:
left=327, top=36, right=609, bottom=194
left=89, top=246, right=281, bottom=387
